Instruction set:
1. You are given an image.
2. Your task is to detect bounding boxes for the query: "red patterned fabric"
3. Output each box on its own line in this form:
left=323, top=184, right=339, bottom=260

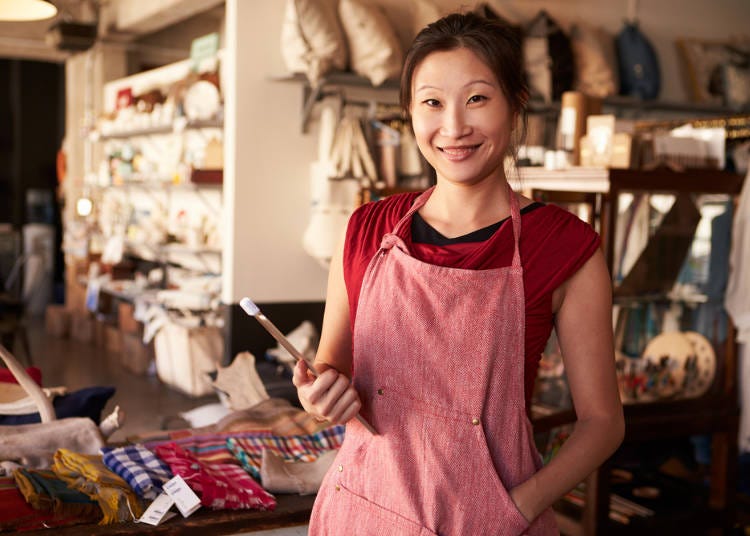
left=154, top=443, right=275, bottom=511
left=344, top=191, right=600, bottom=404
left=0, top=476, right=85, bottom=531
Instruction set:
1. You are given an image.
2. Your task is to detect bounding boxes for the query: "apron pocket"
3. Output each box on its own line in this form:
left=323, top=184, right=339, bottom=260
left=329, top=481, right=438, bottom=536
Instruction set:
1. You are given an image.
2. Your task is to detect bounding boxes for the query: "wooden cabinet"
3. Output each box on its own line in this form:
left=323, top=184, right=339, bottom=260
left=529, top=167, right=744, bottom=534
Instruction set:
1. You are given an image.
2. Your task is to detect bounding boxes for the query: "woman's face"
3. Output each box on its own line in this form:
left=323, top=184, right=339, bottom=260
left=409, top=47, right=514, bottom=187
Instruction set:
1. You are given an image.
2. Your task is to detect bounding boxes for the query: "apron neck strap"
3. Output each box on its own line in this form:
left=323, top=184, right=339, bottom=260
left=387, top=183, right=522, bottom=267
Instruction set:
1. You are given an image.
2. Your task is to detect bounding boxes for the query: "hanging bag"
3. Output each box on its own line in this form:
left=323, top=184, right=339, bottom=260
left=615, top=21, right=661, bottom=99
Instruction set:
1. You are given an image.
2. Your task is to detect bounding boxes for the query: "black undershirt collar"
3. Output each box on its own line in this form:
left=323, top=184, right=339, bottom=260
left=411, top=202, right=544, bottom=245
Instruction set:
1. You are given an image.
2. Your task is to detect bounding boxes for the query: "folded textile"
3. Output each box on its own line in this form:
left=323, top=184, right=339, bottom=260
left=13, top=468, right=101, bottom=520
left=100, top=444, right=172, bottom=500
left=171, top=435, right=242, bottom=466
left=0, top=417, right=104, bottom=468
left=52, top=448, right=143, bottom=525
left=227, top=424, right=345, bottom=480
left=260, top=448, right=337, bottom=495
left=0, top=476, right=85, bottom=531
left=155, top=442, right=276, bottom=511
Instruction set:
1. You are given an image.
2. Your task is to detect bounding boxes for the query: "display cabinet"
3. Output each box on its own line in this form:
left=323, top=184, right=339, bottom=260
left=529, top=167, right=744, bottom=535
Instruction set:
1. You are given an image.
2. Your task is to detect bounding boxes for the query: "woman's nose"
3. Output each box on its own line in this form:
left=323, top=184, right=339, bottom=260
left=439, top=106, right=471, bottom=138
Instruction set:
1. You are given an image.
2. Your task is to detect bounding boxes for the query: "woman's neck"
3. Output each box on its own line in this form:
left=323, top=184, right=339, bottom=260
left=419, top=177, right=512, bottom=239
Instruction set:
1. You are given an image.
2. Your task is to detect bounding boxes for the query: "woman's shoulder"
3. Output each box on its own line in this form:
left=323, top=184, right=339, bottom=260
left=524, top=203, right=599, bottom=241
left=521, top=202, right=601, bottom=269
left=349, top=191, right=422, bottom=234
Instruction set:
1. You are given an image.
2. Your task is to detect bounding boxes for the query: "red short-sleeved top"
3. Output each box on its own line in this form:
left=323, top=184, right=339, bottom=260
left=343, top=191, right=601, bottom=405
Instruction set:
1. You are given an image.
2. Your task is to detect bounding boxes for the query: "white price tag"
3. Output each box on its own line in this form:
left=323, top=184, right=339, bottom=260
left=163, top=475, right=202, bottom=517
left=138, top=493, right=177, bottom=526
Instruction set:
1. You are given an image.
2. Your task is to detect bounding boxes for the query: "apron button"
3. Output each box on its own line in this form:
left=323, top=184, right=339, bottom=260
left=335, top=485, right=341, bottom=492
left=338, top=465, right=343, bottom=472
left=377, top=388, right=384, bottom=395
left=471, top=418, right=480, bottom=425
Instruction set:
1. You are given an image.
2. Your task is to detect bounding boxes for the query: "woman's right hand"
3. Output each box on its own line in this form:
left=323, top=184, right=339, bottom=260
left=292, top=360, right=363, bottom=425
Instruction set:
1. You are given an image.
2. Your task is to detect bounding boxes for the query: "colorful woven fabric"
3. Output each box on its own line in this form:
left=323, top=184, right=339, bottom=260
left=100, top=444, right=173, bottom=500
left=52, top=448, right=144, bottom=524
left=155, top=442, right=276, bottom=511
left=227, top=425, right=345, bottom=480
left=13, top=468, right=101, bottom=519
left=173, top=435, right=241, bottom=466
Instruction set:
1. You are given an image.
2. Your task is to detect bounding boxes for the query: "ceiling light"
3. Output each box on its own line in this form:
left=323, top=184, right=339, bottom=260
left=0, top=0, right=57, bottom=21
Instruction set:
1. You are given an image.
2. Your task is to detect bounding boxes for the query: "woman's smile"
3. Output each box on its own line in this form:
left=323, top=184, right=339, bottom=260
left=438, top=143, right=482, bottom=160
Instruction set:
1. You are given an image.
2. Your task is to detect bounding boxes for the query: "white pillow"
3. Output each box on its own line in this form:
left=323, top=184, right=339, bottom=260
left=570, top=22, right=618, bottom=98
left=410, top=0, right=441, bottom=39
left=338, top=0, right=404, bottom=86
left=280, top=0, right=348, bottom=86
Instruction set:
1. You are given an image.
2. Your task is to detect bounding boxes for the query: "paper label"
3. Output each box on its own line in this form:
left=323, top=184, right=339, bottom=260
left=138, top=493, right=176, bottom=526
left=163, top=475, right=201, bottom=517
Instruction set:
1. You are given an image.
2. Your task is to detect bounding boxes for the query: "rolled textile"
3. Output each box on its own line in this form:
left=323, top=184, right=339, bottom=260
left=100, top=444, right=172, bottom=500
left=52, top=448, right=143, bottom=525
left=155, top=442, right=276, bottom=511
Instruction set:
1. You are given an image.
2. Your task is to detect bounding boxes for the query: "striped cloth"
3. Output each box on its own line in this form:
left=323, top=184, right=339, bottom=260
left=52, top=449, right=144, bottom=525
left=169, top=434, right=241, bottom=466
left=227, top=425, right=345, bottom=480
left=100, top=445, right=173, bottom=500
left=155, top=442, right=276, bottom=511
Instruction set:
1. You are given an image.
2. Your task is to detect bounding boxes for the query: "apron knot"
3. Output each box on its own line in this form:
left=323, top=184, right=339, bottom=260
left=380, top=233, right=406, bottom=252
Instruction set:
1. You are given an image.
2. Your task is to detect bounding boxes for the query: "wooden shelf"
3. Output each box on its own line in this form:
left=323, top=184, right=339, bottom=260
left=533, top=167, right=745, bottom=535
left=96, top=118, right=223, bottom=140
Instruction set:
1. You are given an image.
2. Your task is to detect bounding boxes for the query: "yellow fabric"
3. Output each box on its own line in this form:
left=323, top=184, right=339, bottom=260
left=13, top=469, right=50, bottom=511
left=52, top=449, right=143, bottom=525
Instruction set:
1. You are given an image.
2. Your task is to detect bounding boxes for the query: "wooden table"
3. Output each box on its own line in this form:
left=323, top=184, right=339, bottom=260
left=22, top=494, right=315, bottom=535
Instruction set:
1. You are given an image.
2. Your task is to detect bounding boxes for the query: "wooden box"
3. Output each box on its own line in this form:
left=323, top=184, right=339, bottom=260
left=120, top=332, right=154, bottom=375
left=70, top=312, right=94, bottom=343
left=45, top=304, right=70, bottom=338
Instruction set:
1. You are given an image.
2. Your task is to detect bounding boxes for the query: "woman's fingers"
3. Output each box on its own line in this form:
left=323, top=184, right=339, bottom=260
left=328, top=387, right=362, bottom=423
left=293, top=365, right=362, bottom=424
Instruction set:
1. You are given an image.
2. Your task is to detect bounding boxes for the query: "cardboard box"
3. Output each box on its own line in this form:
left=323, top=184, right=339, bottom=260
left=65, top=279, right=87, bottom=313
left=117, top=302, right=140, bottom=335
left=121, top=332, right=154, bottom=375
left=154, top=321, right=223, bottom=397
left=45, top=304, right=70, bottom=338
left=93, top=317, right=107, bottom=348
left=104, top=324, right=122, bottom=354
left=70, top=312, right=94, bottom=343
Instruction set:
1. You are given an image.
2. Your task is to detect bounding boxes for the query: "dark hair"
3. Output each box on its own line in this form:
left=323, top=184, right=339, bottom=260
left=400, top=12, right=529, bottom=158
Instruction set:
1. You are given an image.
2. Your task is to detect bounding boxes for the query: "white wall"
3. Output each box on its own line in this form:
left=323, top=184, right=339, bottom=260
left=221, top=0, right=750, bottom=304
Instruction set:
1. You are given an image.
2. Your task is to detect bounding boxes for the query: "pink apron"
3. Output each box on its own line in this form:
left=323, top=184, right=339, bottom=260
left=310, top=185, right=558, bottom=535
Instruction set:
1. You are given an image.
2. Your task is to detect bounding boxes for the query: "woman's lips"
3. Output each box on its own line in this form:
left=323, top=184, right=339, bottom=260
left=438, top=143, right=481, bottom=161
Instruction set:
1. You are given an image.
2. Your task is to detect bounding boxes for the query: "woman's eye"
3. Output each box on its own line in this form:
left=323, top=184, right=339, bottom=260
left=423, top=98, right=441, bottom=107
left=467, top=95, right=487, bottom=104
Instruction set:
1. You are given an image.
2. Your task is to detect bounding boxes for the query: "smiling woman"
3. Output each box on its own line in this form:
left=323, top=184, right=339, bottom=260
left=294, top=12, right=624, bottom=536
